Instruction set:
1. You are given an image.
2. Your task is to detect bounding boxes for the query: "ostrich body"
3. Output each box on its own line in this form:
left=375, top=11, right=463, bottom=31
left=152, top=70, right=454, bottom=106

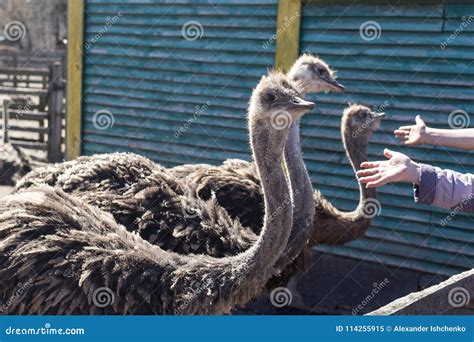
left=0, top=142, right=32, bottom=185
left=0, top=72, right=315, bottom=314
left=17, top=152, right=256, bottom=257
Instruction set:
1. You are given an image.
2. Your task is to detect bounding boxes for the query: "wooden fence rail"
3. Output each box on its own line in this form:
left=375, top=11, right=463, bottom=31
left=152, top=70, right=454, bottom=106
left=0, top=62, right=66, bottom=161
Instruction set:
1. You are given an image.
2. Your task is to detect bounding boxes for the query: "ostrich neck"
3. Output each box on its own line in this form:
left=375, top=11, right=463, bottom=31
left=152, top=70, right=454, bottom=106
left=343, top=126, right=376, bottom=209
left=273, top=120, right=314, bottom=272
left=210, top=117, right=294, bottom=286
left=241, top=121, right=293, bottom=271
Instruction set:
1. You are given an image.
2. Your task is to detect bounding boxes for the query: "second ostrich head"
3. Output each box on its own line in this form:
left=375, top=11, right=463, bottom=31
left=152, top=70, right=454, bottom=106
left=342, top=104, right=385, bottom=173
left=343, top=104, right=385, bottom=142
left=287, top=54, right=345, bottom=94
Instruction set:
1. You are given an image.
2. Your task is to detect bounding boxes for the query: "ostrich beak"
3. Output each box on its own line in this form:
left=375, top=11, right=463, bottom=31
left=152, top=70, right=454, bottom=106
left=290, top=96, right=315, bottom=110
left=373, top=112, right=386, bottom=118
left=325, top=79, right=345, bottom=93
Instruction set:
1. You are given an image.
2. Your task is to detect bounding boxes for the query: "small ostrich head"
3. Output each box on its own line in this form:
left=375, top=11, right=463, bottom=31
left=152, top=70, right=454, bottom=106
left=342, top=104, right=385, bottom=140
left=249, top=71, right=316, bottom=126
left=287, top=54, right=345, bottom=94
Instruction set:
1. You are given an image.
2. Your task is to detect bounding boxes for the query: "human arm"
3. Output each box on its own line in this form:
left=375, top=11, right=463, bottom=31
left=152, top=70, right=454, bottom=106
left=394, top=115, right=474, bottom=150
left=357, top=149, right=474, bottom=212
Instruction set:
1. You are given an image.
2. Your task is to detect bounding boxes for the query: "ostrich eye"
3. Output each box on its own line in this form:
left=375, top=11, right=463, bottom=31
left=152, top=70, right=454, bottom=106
left=264, top=92, right=277, bottom=102
left=358, top=111, right=368, bottom=118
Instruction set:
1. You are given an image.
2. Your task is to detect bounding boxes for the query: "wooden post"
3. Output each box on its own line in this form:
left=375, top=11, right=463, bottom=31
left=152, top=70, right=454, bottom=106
left=2, top=100, right=9, bottom=144
left=275, top=0, right=302, bottom=73
left=47, top=62, right=64, bottom=162
left=66, top=0, right=85, bottom=160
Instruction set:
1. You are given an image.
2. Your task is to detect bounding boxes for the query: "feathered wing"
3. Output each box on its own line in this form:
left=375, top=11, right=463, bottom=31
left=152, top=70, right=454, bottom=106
left=15, top=152, right=256, bottom=257
left=0, top=143, right=32, bottom=185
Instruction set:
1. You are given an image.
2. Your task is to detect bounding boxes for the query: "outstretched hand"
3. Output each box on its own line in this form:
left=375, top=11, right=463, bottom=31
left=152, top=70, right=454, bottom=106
left=394, top=115, right=428, bottom=145
left=357, top=149, right=420, bottom=188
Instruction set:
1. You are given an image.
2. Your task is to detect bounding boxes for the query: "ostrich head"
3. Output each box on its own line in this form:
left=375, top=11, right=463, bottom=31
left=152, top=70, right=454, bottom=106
left=287, top=54, right=345, bottom=94
left=342, top=104, right=385, bottom=141
left=249, top=71, right=316, bottom=125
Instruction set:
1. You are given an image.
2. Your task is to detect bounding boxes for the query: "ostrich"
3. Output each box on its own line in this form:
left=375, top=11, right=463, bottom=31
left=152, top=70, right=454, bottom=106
left=17, top=152, right=257, bottom=257
left=0, top=143, right=32, bottom=186
left=15, top=55, right=337, bottom=261
left=0, top=72, right=316, bottom=315
left=309, top=104, right=385, bottom=246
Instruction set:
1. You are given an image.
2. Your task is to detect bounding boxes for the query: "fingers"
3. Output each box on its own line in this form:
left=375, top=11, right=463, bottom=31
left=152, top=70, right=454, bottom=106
left=394, top=129, right=409, bottom=136
left=415, top=115, right=425, bottom=126
left=356, top=167, right=379, bottom=177
left=365, top=178, right=387, bottom=188
left=383, top=148, right=394, bottom=159
left=358, top=173, right=382, bottom=184
left=397, top=125, right=415, bottom=131
left=360, top=161, right=380, bottom=169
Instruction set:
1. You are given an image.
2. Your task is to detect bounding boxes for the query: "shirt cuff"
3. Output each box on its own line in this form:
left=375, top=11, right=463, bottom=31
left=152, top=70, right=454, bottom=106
left=414, top=164, right=437, bottom=204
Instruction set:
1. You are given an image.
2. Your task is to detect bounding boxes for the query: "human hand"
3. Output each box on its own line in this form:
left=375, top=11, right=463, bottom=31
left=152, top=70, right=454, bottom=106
left=394, top=115, right=429, bottom=145
left=356, top=149, right=420, bottom=188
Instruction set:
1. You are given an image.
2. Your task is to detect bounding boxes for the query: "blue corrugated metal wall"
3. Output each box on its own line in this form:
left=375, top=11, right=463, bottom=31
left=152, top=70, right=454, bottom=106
left=300, top=2, right=474, bottom=276
left=80, top=0, right=473, bottom=276
left=82, top=0, right=278, bottom=165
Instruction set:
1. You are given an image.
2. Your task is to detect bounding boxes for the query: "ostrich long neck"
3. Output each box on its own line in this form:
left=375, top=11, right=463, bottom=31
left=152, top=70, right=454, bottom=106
left=308, top=121, right=376, bottom=246
left=344, top=125, right=376, bottom=207
left=238, top=118, right=294, bottom=274
left=189, top=115, right=294, bottom=303
left=273, top=120, right=314, bottom=272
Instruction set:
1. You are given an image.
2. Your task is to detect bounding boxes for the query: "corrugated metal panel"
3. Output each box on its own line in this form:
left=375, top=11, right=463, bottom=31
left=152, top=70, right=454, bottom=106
left=81, top=0, right=278, bottom=165
left=300, top=3, right=474, bottom=276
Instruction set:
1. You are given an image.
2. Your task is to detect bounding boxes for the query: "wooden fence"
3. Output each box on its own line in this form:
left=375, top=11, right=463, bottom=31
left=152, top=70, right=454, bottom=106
left=0, top=62, right=65, bottom=162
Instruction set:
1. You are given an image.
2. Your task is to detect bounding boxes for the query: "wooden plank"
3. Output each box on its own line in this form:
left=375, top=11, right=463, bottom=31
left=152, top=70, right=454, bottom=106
left=0, top=86, right=47, bottom=96
left=3, top=125, right=48, bottom=134
left=2, top=100, right=9, bottom=143
left=11, top=141, right=48, bottom=151
left=275, top=0, right=301, bottom=72
left=368, top=269, right=474, bottom=315
left=66, top=0, right=84, bottom=160
left=47, top=62, right=64, bottom=162
left=0, top=67, right=50, bottom=76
